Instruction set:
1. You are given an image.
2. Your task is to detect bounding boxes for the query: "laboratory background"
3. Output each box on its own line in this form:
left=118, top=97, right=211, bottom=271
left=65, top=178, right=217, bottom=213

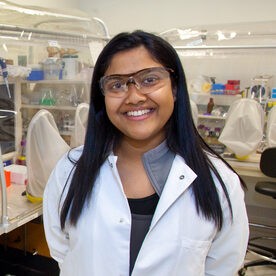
left=0, top=0, right=276, bottom=275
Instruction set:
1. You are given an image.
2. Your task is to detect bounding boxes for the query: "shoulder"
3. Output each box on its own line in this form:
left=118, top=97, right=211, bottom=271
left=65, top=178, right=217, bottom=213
left=44, top=146, right=84, bottom=195
left=56, top=145, right=84, bottom=172
left=206, top=153, right=243, bottom=202
left=207, top=153, right=238, bottom=179
left=67, top=145, right=84, bottom=164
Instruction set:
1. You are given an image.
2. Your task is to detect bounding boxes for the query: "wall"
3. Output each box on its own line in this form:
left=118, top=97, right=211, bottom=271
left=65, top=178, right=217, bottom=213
left=79, top=0, right=276, bottom=36
left=8, top=0, right=80, bottom=11
left=9, top=0, right=276, bottom=36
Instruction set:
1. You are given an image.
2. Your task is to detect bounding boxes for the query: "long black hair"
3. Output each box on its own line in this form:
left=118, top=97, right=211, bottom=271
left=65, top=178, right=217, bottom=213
left=60, top=30, right=244, bottom=230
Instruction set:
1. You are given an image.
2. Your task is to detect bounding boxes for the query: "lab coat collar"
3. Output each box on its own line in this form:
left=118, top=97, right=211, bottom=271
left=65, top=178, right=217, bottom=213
left=149, top=155, right=197, bottom=231
left=107, top=149, right=198, bottom=230
left=108, top=141, right=175, bottom=197
left=142, top=140, right=175, bottom=196
left=107, top=154, right=118, bottom=165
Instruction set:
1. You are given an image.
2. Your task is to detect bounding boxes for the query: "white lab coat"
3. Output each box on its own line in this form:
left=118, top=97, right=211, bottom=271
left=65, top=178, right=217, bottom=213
left=43, top=146, right=249, bottom=276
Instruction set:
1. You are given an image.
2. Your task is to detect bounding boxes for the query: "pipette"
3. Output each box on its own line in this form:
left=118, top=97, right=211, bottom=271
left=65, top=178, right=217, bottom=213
left=0, top=58, right=11, bottom=98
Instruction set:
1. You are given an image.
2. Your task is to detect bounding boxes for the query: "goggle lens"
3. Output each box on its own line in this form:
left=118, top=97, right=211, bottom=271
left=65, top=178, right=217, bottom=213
left=100, top=67, right=173, bottom=97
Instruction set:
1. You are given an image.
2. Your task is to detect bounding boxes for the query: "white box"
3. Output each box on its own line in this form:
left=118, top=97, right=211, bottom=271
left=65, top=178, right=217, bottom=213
left=4, top=164, right=27, bottom=185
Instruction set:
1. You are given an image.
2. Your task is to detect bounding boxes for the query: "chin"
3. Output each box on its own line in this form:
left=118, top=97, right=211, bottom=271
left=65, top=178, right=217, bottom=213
left=124, top=130, right=166, bottom=144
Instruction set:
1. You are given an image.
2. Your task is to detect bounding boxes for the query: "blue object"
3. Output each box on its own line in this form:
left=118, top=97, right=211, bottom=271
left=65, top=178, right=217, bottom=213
left=0, top=58, right=11, bottom=98
left=59, top=69, right=63, bottom=80
left=0, top=59, right=8, bottom=78
left=27, top=70, right=44, bottom=81
left=211, top=91, right=224, bottom=95
left=3, top=160, right=12, bottom=167
left=212, top=83, right=225, bottom=90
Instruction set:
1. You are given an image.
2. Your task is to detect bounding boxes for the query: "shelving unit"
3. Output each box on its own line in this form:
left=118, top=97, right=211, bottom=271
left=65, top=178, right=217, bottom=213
left=21, top=80, right=90, bottom=85
left=0, top=1, right=109, bottom=236
left=161, top=22, right=276, bottom=157
left=20, top=77, right=92, bottom=136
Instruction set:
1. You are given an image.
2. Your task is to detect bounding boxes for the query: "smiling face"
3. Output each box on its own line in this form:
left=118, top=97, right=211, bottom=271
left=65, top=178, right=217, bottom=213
left=104, top=46, right=175, bottom=148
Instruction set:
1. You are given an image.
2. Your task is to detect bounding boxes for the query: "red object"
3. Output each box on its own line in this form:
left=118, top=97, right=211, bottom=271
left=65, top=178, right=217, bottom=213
left=225, top=84, right=237, bottom=90
left=16, top=156, right=26, bottom=166
left=227, top=80, right=240, bottom=90
left=4, top=170, right=11, bottom=187
left=227, top=80, right=240, bottom=85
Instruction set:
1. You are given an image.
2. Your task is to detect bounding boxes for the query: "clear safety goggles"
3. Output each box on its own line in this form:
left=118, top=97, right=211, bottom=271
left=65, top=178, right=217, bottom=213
left=99, top=67, right=173, bottom=98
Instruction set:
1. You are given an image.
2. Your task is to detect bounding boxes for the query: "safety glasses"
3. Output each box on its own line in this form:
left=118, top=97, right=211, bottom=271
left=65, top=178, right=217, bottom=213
left=99, top=67, right=173, bottom=98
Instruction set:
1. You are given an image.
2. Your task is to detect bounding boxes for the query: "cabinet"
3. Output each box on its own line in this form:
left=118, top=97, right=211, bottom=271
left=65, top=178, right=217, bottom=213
left=0, top=1, right=109, bottom=160
left=161, top=21, right=276, bottom=155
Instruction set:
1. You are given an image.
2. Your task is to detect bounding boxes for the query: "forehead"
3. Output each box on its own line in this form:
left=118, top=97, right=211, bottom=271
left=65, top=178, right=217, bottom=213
left=104, top=46, right=163, bottom=76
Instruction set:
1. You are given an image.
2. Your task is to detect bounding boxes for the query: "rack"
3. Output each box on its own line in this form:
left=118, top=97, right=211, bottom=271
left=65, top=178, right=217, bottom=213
left=0, top=1, right=109, bottom=236
left=161, top=22, right=276, bottom=145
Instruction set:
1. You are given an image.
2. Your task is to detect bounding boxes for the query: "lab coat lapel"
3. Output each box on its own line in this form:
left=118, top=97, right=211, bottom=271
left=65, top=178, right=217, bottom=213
left=149, top=155, right=197, bottom=231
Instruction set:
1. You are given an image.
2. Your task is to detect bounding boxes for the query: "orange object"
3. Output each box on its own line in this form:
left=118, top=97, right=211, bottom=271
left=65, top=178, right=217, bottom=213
left=4, top=170, right=11, bottom=187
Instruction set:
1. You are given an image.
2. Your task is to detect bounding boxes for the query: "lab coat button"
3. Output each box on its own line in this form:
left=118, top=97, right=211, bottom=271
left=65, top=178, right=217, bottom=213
left=179, top=175, right=185, bottom=180
left=119, top=218, right=124, bottom=223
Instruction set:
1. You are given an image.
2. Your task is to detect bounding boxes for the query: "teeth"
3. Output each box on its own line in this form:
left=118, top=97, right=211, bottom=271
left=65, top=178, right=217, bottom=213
left=127, top=109, right=151, bottom=117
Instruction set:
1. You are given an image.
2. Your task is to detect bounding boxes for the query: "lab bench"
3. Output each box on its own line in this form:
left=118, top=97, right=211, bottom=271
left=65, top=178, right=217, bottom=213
left=0, top=184, right=42, bottom=236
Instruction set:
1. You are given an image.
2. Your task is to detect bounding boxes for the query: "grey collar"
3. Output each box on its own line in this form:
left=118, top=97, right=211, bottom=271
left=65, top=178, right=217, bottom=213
left=142, top=140, right=175, bottom=196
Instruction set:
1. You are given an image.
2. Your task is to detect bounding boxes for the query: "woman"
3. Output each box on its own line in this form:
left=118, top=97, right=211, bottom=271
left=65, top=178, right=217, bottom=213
left=43, top=31, right=249, bottom=276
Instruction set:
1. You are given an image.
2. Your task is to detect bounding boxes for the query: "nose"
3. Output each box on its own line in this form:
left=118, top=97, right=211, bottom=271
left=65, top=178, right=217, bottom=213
left=124, top=83, right=147, bottom=105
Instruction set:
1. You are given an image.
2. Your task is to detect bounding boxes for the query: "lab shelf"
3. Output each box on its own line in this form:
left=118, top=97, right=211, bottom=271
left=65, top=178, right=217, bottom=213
left=21, top=104, right=78, bottom=111
left=189, top=92, right=242, bottom=106
left=0, top=184, right=42, bottom=235
left=60, top=130, right=73, bottom=136
left=22, top=80, right=91, bottom=85
left=22, top=127, right=73, bottom=136
left=198, top=114, right=225, bottom=120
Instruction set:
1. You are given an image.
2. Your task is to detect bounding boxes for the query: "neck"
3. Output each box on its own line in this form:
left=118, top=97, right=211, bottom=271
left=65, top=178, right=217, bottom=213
left=115, top=135, right=166, bottom=161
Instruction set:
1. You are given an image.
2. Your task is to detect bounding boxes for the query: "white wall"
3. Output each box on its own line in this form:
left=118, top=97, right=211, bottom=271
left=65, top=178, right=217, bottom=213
left=79, top=0, right=276, bottom=36
left=9, top=0, right=276, bottom=36
left=9, top=0, right=80, bottom=10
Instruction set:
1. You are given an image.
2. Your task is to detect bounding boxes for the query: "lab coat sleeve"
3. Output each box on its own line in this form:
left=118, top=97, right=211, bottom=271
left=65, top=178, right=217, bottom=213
left=43, top=155, right=71, bottom=264
left=205, top=172, right=249, bottom=276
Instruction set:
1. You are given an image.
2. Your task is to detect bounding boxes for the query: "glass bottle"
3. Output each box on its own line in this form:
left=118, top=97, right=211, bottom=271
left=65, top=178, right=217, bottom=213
left=207, top=98, right=214, bottom=114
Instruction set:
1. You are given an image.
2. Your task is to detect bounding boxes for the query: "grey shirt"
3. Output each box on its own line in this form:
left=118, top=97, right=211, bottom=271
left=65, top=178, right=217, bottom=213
left=129, top=141, right=175, bottom=274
